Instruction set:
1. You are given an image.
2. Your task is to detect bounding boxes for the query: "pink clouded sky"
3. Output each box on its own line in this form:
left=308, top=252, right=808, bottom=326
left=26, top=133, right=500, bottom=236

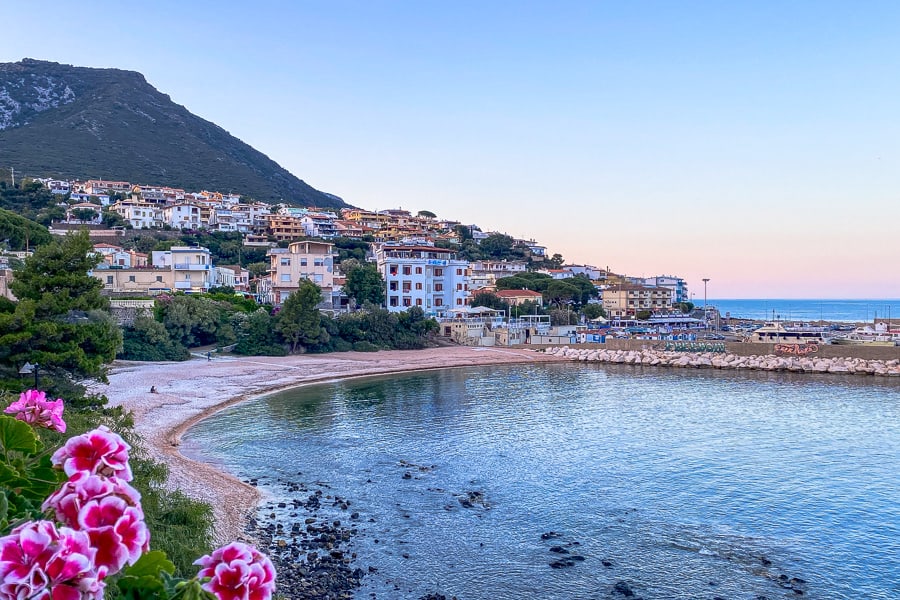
left=2, top=1, right=899, bottom=298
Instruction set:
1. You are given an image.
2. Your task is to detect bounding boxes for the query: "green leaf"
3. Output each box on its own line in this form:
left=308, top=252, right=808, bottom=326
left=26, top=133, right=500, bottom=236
left=0, top=415, right=38, bottom=455
left=116, top=551, right=178, bottom=600
left=116, top=574, right=167, bottom=600
left=0, top=462, right=27, bottom=488
left=123, top=550, right=176, bottom=578
left=0, top=491, right=8, bottom=524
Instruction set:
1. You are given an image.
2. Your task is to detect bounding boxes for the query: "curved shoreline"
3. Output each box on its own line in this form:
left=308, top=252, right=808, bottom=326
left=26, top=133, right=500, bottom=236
left=98, top=347, right=558, bottom=543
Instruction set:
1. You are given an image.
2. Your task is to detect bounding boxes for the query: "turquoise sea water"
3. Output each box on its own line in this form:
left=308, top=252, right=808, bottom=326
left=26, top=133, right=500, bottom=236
left=183, top=364, right=900, bottom=599
left=710, top=299, right=900, bottom=323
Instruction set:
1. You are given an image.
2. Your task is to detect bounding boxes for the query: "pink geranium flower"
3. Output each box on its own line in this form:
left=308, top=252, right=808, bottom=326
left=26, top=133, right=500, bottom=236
left=195, top=542, right=276, bottom=600
left=42, top=472, right=148, bottom=575
left=4, top=389, right=66, bottom=433
left=51, top=426, right=133, bottom=481
left=0, top=521, right=105, bottom=600
left=43, top=472, right=142, bottom=525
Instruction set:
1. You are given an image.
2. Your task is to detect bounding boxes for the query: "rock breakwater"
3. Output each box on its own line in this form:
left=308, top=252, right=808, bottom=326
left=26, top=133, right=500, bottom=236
left=542, top=347, right=900, bottom=376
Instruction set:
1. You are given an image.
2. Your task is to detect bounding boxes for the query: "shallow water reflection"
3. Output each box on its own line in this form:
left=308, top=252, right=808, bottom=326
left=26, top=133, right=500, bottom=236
left=184, top=363, right=900, bottom=600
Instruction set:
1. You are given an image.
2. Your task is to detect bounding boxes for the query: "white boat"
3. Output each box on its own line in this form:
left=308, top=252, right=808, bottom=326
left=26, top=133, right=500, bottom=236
left=747, top=322, right=830, bottom=344
left=831, top=326, right=897, bottom=346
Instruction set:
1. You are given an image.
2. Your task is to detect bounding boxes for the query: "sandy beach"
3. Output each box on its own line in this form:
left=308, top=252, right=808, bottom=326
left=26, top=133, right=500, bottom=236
left=97, top=347, right=557, bottom=543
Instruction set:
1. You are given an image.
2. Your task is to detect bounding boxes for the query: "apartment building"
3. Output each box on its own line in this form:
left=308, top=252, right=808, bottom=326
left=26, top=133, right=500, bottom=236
left=470, top=260, right=528, bottom=279
left=84, top=180, right=131, bottom=195
left=112, top=200, right=162, bottom=229
left=93, top=267, right=174, bottom=295
left=92, top=243, right=148, bottom=268
left=151, top=246, right=213, bottom=293
left=267, top=215, right=307, bottom=242
left=493, top=289, right=545, bottom=307
left=301, top=211, right=338, bottom=238
left=602, top=284, right=673, bottom=318
left=374, top=244, right=470, bottom=317
left=637, top=275, right=689, bottom=304
left=161, top=204, right=202, bottom=230
left=266, top=240, right=335, bottom=305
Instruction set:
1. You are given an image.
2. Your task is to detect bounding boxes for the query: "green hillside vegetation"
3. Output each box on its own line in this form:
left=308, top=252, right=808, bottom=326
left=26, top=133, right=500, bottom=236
left=0, top=59, right=347, bottom=208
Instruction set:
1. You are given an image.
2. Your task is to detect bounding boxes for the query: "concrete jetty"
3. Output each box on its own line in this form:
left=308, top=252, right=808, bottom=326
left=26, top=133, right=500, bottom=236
left=542, top=346, right=900, bottom=376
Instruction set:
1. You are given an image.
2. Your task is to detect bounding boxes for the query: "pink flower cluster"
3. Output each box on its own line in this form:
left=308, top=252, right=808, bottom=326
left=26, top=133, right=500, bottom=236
left=4, top=389, right=66, bottom=433
left=0, top=406, right=277, bottom=600
left=42, top=472, right=149, bottom=574
left=45, top=427, right=148, bottom=576
left=0, top=520, right=105, bottom=600
left=195, top=542, right=276, bottom=600
left=0, top=426, right=151, bottom=600
left=51, top=425, right=133, bottom=482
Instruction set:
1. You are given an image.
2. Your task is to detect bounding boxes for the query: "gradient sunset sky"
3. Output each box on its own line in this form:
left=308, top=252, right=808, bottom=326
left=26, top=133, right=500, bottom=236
left=3, top=1, right=899, bottom=299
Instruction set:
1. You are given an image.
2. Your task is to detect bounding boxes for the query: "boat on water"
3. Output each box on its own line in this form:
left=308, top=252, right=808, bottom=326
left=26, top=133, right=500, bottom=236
left=831, top=325, right=898, bottom=346
left=747, top=322, right=831, bottom=344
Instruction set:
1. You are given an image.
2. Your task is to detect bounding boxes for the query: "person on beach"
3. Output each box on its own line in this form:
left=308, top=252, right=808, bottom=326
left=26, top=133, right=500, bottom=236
left=150, top=386, right=157, bottom=393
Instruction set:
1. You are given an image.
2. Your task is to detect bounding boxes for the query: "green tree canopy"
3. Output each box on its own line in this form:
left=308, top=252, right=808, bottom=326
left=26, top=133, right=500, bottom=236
left=543, top=280, right=579, bottom=308
left=343, top=262, right=385, bottom=307
left=0, top=230, right=121, bottom=388
left=581, top=303, right=607, bottom=320
left=496, top=272, right=553, bottom=292
left=0, top=208, right=52, bottom=251
left=470, top=291, right=509, bottom=312
left=564, top=274, right=599, bottom=307
left=275, top=280, right=328, bottom=353
left=546, top=253, right=565, bottom=269
left=676, top=302, right=695, bottom=314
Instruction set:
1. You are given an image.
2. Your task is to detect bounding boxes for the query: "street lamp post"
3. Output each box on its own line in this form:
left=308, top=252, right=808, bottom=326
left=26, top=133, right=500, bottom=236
left=702, top=278, right=710, bottom=331
left=19, top=362, right=39, bottom=389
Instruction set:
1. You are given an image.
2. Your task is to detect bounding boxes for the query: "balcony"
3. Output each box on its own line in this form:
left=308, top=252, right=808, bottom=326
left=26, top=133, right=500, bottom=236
left=174, top=263, right=210, bottom=270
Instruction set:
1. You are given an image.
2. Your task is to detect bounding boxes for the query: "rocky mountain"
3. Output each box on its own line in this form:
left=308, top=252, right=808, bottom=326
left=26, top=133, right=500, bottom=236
left=0, top=59, right=346, bottom=208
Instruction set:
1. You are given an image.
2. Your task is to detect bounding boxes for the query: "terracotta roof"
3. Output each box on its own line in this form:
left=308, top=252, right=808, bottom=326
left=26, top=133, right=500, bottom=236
left=495, top=289, right=543, bottom=298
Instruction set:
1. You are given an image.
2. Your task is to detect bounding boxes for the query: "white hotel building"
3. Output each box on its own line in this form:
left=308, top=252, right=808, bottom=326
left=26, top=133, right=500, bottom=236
left=374, top=245, right=471, bottom=317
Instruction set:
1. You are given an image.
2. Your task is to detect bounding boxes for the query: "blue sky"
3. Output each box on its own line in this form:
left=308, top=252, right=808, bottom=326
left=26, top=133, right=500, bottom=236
left=3, top=1, right=899, bottom=298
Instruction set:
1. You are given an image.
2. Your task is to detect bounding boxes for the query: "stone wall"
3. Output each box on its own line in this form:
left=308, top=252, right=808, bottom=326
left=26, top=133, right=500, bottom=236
left=517, top=339, right=900, bottom=361
left=109, top=299, right=155, bottom=326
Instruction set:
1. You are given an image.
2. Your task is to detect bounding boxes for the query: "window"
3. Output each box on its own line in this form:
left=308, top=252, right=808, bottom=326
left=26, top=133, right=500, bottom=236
left=390, top=266, right=398, bottom=276
left=403, top=266, right=411, bottom=275
left=434, top=268, right=443, bottom=277
left=389, top=282, right=398, bottom=291
left=128, top=275, right=136, bottom=282
left=280, top=258, right=290, bottom=266
left=435, top=297, right=443, bottom=306
left=314, top=258, right=324, bottom=267
left=106, top=276, right=113, bottom=284
left=435, top=283, right=443, bottom=291
left=415, top=282, right=423, bottom=290
left=389, top=296, right=399, bottom=307
left=456, top=268, right=463, bottom=275
left=156, top=276, right=163, bottom=282
left=456, top=298, right=463, bottom=305
left=402, top=283, right=411, bottom=293
left=457, top=283, right=463, bottom=290
left=403, top=298, right=412, bottom=307
left=281, top=274, right=291, bottom=282
left=415, top=267, right=422, bottom=274
left=416, top=298, right=423, bottom=306
left=300, top=258, right=308, bottom=266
